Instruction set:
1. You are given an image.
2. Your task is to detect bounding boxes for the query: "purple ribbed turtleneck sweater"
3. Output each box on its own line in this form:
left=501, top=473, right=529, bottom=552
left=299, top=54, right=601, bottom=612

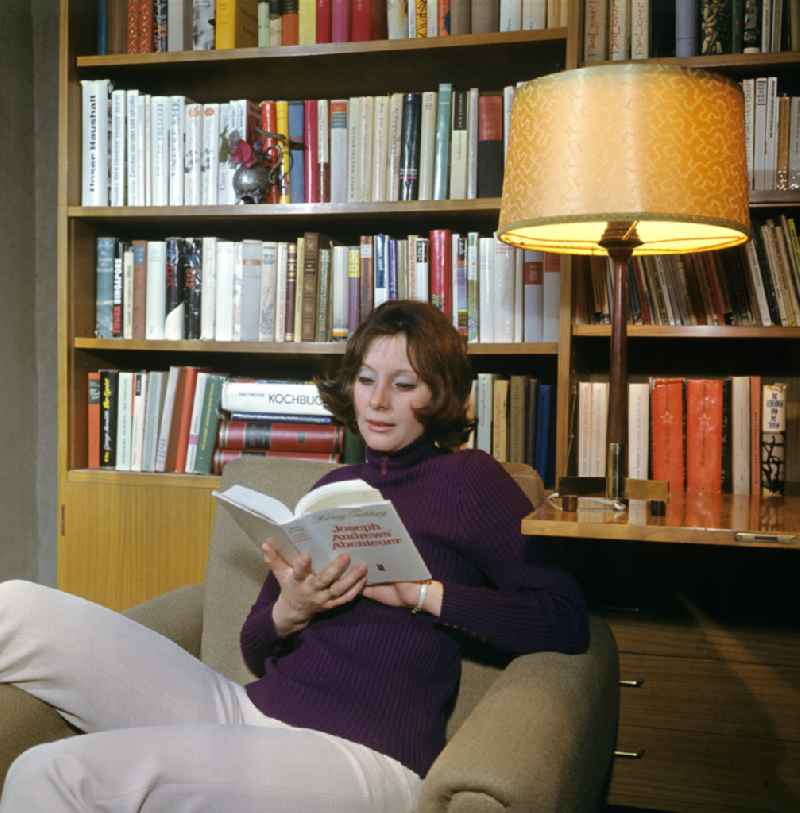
left=240, top=436, right=588, bottom=777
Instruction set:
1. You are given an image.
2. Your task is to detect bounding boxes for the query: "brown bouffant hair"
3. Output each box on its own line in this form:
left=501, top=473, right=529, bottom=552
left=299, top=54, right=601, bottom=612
left=316, top=300, right=475, bottom=450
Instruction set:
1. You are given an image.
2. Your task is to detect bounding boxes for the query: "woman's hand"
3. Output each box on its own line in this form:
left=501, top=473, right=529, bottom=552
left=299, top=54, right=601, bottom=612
left=363, top=581, right=443, bottom=617
left=263, top=541, right=368, bottom=637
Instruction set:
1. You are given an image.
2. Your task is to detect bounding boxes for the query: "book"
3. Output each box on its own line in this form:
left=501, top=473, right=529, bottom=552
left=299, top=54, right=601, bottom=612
left=87, top=371, right=101, bottom=468
left=686, top=378, right=724, bottom=493
left=583, top=0, right=608, bottom=63
left=221, top=378, right=331, bottom=417
left=477, top=93, right=503, bottom=198
left=216, top=0, right=259, bottom=47
left=651, top=377, right=685, bottom=497
left=217, top=418, right=344, bottom=452
left=81, top=78, right=112, bottom=206
left=213, top=479, right=432, bottom=584
left=761, top=381, right=786, bottom=496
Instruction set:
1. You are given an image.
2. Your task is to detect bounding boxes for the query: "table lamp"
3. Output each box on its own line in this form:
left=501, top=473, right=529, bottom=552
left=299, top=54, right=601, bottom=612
left=498, top=63, right=751, bottom=503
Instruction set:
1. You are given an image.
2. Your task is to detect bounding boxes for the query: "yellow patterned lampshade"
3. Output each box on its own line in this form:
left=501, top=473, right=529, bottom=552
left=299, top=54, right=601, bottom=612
left=498, top=64, right=751, bottom=256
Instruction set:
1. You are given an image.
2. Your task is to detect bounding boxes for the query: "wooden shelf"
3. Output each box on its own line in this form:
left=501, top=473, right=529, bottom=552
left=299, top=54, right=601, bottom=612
left=572, top=324, right=800, bottom=338
left=73, top=338, right=559, bottom=356
left=66, top=468, right=218, bottom=488
left=610, top=49, right=800, bottom=75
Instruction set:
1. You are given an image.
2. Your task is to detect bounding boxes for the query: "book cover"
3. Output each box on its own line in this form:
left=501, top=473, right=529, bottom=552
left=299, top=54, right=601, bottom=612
left=214, top=479, right=431, bottom=584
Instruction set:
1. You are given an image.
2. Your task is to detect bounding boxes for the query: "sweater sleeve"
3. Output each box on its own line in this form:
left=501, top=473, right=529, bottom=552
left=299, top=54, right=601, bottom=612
left=437, top=452, right=589, bottom=656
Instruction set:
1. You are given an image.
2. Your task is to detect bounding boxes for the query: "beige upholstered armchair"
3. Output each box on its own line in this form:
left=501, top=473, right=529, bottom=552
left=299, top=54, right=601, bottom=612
left=0, top=457, right=619, bottom=812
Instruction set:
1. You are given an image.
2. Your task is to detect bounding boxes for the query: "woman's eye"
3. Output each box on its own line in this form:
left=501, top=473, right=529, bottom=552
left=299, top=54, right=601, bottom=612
left=357, top=375, right=374, bottom=385
left=395, top=381, right=416, bottom=391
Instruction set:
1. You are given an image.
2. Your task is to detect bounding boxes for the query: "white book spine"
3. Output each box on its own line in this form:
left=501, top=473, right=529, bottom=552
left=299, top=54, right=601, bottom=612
left=217, top=103, right=234, bottom=205
left=578, top=381, right=592, bottom=476
left=122, top=245, right=134, bottom=339
left=81, top=78, right=111, bottom=206
left=184, top=102, right=204, bottom=205
left=258, top=0, right=270, bottom=46
left=503, top=85, right=515, bottom=162
left=136, top=94, right=148, bottom=206
left=466, top=87, right=479, bottom=200
left=372, top=96, right=390, bottom=202
left=359, top=96, right=375, bottom=202
left=418, top=91, right=437, bottom=201
left=115, top=371, right=134, bottom=472
left=317, top=99, right=330, bottom=202
left=500, top=0, right=522, bottom=31
left=154, top=367, right=180, bottom=473
left=201, top=103, right=220, bottom=205
left=259, top=241, right=278, bottom=341
left=193, top=0, right=215, bottom=49
left=790, top=96, right=800, bottom=190
left=741, top=79, right=755, bottom=190
left=386, top=93, right=404, bottom=203
left=449, top=91, right=468, bottom=200
left=141, top=371, right=165, bottom=472
left=151, top=96, right=170, bottom=206
left=522, top=0, right=546, bottom=28
left=145, top=241, right=166, bottom=339
left=415, top=236, right=430, bottom=303
left=628, top=381, right=650, bottom=480
left=330, top=99, right=349, bottom=204
left=331, top=245, right=350, bottom=340
left=523, top=250, right=544, bottom=341
left=168, top=0, right=193, bottom=50
left=589, top=381, right=608, bottom=476
left=744, top=240, right=773, bottom=326
left=130, top=371, right=148, bottom=472
left=387, top=0, right=410, bottom=37
left=125, top=90, right=139, bottom=206
left=200, top=236, right=217, bottom=339
left=215, top=241, right=235, bottom=341
left=754, top=77, right=769, bottom=191
left=168, top=96, right=187, bottom=206
left=765, top=76, right=778, bottom=190
left=513, top=248, right=523, bottom=342
left=274, top=242, right=288, bottom=342
left=110, top=89, right=126, bottom=207
left=231, top=242, right=244, bottom=341
left=220, top=380, right=332, bottom=416
left=608, top=0, right=630, bottom=60
left=347, top=97, right=361, bottom=203
left=240, top=239, right=263, bottom=342
left=143, top=94, right=152, bottom=206
left=479, top=237, right=495, bottom=342
left=630, top=0, right=650, bottom=59
left=732, top=376, right=751, bottom=494
left=476, top=372, right=496, bottom=453
left=542, top=254, right=560, bottom=341
left=427, top=0, right=438, bottom=36
left=493, top=236, right=515, bottom=342
left=466, top=232, right=479, bottom=342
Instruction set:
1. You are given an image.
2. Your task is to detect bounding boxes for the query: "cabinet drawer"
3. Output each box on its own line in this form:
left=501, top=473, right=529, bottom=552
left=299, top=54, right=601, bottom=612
left=611, top=725, right=800, bottom=812
left=618, top=652, right=800, bottom=742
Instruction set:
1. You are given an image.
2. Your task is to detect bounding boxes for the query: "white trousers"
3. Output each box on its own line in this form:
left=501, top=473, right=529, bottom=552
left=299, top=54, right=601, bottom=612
left=0, top=580, right=421, bottom=812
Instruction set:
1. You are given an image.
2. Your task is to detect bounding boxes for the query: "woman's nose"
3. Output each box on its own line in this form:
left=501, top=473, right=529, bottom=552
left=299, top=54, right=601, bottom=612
left=369, top=381, right=390, bottom=409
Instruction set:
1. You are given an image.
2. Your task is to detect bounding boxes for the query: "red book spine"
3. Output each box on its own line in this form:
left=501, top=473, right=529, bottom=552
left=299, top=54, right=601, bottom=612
left=213, top=449, right=339, bottom=474
left=332, top=0, right=351, bottom=39
left=429, top=228, right=453, bottom=320
left=317, top=0, right=332, bottom=41
left=126, top=0, right=140, bottom=52
left=304, top=100, right=320, bottom=203
left=351, top=0, right=372, bottom=39
left=282, top=1, right=300, bottom=44
left=219, top=419, right=343, bottom=452
left=686, top=379, right=723, bottom=494
left=87, top=371, right=101, bottom=469
left=167, top=367, right=200, bottom=473
left=477, top=93, right=504, bottom=197
left=651, top=378, right=685, bottom=496
left=138, top=0, right=154, bottom=52
left=259, top=100, right=280, bottom=204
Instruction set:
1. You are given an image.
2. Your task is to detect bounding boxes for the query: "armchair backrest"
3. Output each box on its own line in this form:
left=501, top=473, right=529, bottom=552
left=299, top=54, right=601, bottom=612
left=200, top=455, right=546, bottom=735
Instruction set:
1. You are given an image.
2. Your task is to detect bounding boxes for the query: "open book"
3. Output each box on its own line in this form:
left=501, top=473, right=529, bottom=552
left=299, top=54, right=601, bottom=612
left=213, top=479, right=431, bottom=585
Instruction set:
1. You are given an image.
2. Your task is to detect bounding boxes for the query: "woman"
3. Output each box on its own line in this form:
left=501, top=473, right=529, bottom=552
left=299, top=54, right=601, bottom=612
left=0, top=300, right=587, bottom=812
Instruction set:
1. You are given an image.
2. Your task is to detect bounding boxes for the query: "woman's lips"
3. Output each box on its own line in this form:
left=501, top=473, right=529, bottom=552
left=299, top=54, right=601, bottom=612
left=366, top=420, right=393, bottom=432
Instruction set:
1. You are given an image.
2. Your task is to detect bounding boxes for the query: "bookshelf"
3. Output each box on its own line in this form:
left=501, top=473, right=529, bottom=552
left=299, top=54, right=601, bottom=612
left=58, top=0, right=575, bottom=612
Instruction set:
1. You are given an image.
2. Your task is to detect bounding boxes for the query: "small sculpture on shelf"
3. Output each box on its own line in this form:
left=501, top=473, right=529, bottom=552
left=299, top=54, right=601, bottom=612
left=226, top=128, right=294, bottom=204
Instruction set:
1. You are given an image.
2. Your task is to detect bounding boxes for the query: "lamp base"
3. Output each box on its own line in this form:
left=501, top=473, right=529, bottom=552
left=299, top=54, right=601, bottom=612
left=605, top=442, right=625, bottom=501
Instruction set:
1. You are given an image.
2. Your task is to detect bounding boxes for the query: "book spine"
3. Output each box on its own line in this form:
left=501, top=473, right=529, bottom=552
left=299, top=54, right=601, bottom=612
left=192, top=373, right=226, bottom=475
left=100, top=369, right=119, bottom=468
left=164, top=237, right=185, bottom=339
left=686, top=378, right=724, bottom=493
left=429, top=228, right=453, bottom=319
left=329, top=99, right=349, bottom=203
left=630, top=0, right=650, bottom=58
left=95, top=236, right=116, bottom=338
left=168, top=95, right=186, bottom=206
left=471, top=0, right=498, bottom=32
left=347, top=246, right=361, bottom=335
left=218, top=419, right=343, bottom=452
left=288, top=99, right=306, bottom=204
left=650, top=378, right=685, bottom=496
left=115, top=371, right=133, bottom=471
left=477, top=93, right=503, bottom=198
left=81, top=79, right=111, bottom=206
left=331, top=245, right=349, bottom=340
left=398, top=92, right=422, bottom=201
left=129, top=370, right=148, bottom=471
left=126, top=0, right=140, bottom=52
left=317, top=247, right=332, bottom=339
left=699, top=0, right=727, bottom=55
left=331, top=0, right=351, bottom=40
left=301, top=232, right=321, bottom=341
left=304, top=99, right=320, bottom=203
left=317, top=99, right=330, bottom=203
left=181, top=237, right=202, bottom=339
left=284, top=242, right=297, bottom=341
left=387, top=0, right=410, bottom=36
left=761, top=381, right=786, bottom=495
left=449, top=89, right=468, bottom=200
left=583, top=0, right=608, bottom=63
left=87, top=371, right=101, bottom=468
left=743, top=0, right=762, bottom=51
left=258, top=241, right=277, bottom=341
left=317, top=0, right=333, bottom=40
left=277, top=99, right=291, bottom=203
left=274, top=241, right=288, bottom=341
left=608, top=0, right=630, bottom=60
left=212, top=448, right=339, bottom=473
left=220, top=379, right=331, bottom=416
left=139, top=0, right=154, bottom=50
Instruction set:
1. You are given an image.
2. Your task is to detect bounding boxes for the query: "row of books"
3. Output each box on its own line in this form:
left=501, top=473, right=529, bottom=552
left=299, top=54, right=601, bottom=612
left=742, top=78, right=799, bottom=193
left=575, top=216, right=800, bottom=328
left=574, top=376, right=795, bottom=497
left=583, top=0, right=799, bottom=63
left=87, top=370, right=364, bottom=474
left=102, top=0, right=568, bottom=56
left=80, top=79, right=513, bottom=207
left=472, top=372, right=556, bottom=487
left=94, top=231, right=561, bottom=343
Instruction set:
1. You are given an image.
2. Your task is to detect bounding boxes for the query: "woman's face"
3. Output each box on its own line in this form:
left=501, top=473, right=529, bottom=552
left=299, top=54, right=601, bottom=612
left=353, top=334, right=433, bottom=453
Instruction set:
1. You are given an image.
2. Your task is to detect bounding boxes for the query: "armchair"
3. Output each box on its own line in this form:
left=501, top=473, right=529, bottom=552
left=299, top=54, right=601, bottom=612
left=0, top=456, right=619, bottom=812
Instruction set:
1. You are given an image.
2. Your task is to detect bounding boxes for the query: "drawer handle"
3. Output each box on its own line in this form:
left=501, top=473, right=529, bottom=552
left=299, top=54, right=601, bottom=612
left=614, top=749, right=645, bottom=760
left=619, top=679, right=644, bottom=688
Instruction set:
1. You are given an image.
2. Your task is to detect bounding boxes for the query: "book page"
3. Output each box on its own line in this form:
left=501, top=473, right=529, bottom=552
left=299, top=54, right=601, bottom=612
left=294, top=478, right=384, bottom=517
left=215, top=484, right=294, bottom=524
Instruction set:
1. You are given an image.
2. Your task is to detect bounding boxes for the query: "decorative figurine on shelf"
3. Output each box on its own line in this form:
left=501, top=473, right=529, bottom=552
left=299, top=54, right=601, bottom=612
left=227, top=128, right=293, bottom=204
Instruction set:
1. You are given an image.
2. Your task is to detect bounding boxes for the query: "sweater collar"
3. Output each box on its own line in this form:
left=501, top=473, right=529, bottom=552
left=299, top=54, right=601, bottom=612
left=365, top=434, right=440, bottom=473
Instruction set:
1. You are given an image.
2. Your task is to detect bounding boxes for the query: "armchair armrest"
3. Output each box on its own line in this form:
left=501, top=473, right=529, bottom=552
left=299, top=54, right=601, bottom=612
left=123, top=583, right=205, bottom=659
left=418, top=619, right=619, bottom=813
